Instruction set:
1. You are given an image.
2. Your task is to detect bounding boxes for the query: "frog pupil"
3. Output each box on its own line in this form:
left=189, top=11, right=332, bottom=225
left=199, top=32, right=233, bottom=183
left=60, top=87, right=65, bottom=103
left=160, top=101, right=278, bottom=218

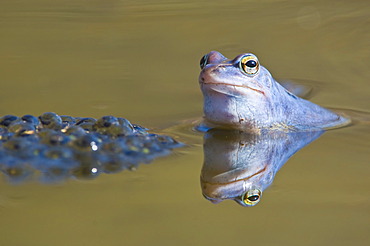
left=247, top=195, right=259, bottom=202
left=246, top=60, right=257, bottom=68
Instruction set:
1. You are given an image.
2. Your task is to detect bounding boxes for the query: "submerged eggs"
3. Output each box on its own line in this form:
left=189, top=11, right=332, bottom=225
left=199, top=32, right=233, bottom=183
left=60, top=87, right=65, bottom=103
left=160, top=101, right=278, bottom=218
left=0, top=112, right=182, bottom=183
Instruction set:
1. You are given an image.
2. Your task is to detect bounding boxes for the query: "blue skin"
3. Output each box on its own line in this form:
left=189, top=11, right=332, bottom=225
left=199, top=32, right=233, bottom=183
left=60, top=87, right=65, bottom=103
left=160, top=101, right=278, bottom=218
left=199, top=51, right=350, bottom=132
left=201, top=129, right=324, bottom=206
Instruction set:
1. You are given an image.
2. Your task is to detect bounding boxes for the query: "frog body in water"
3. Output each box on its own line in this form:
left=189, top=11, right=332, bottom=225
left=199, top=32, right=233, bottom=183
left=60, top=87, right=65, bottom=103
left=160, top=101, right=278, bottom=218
left=199, top=51, right=350, bottom=132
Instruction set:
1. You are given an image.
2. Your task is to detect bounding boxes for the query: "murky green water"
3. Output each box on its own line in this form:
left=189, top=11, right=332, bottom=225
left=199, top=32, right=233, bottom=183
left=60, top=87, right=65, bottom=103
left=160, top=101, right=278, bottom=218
left=0, top=1, right=369, bottom=245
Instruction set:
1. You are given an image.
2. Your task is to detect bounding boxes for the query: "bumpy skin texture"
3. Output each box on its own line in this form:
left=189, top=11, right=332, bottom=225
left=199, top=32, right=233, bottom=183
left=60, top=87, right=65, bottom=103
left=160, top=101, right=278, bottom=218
left=199, top=51, right=349, bottom=132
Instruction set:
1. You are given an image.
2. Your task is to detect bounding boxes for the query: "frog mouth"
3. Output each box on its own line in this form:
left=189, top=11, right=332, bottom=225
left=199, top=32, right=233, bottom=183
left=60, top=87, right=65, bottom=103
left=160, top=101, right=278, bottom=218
left=200, top=81, right=265, bottom=96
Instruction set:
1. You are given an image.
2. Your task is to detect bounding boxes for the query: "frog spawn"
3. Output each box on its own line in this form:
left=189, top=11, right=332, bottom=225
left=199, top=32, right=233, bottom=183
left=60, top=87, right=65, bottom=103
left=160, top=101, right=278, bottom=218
left=0, top=112, right=182, bottom=184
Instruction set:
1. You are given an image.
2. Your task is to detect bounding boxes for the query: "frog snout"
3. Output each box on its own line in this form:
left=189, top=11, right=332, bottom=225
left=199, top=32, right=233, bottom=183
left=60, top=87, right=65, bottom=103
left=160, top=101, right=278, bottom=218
left=206, top=51, right=227, bottom=63
left=200, top=51, right=227, bottom=70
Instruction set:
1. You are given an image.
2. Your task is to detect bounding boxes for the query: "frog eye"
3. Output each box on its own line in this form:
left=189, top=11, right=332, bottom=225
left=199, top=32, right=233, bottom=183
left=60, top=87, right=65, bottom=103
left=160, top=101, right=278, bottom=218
left=240, top=54, right=260, bottom=75
left=200, top=54, right=208, bottom=69
left=241, top=189, right=262, bottom=206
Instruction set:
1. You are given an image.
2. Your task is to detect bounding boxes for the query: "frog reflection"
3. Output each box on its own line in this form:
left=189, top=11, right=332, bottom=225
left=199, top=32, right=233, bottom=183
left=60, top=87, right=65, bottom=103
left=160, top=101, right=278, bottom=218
left=200, top=129, right=323, bottom=206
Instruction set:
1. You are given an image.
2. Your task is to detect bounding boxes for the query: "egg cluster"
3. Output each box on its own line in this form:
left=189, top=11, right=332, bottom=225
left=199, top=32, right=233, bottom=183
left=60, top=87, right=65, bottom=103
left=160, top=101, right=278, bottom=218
left=0, top=112, right=182, bottom=183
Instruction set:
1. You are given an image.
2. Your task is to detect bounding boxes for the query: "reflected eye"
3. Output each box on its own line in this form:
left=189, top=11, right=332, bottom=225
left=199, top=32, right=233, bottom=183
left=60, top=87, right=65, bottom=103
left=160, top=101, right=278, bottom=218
left=241, top=189, right=262, bottom=206
left=240, top=54, right=260, bottom=75
left=200, top=54, right=208, bottom=69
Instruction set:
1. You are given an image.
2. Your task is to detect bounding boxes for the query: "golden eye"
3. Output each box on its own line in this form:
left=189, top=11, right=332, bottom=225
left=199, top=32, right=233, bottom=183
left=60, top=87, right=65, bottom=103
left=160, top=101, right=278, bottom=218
left=240, top=54, right=259, bottom=75
left=200, top=54, right=208, bottom=69
left=241, top=189, right=262, bottom=206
